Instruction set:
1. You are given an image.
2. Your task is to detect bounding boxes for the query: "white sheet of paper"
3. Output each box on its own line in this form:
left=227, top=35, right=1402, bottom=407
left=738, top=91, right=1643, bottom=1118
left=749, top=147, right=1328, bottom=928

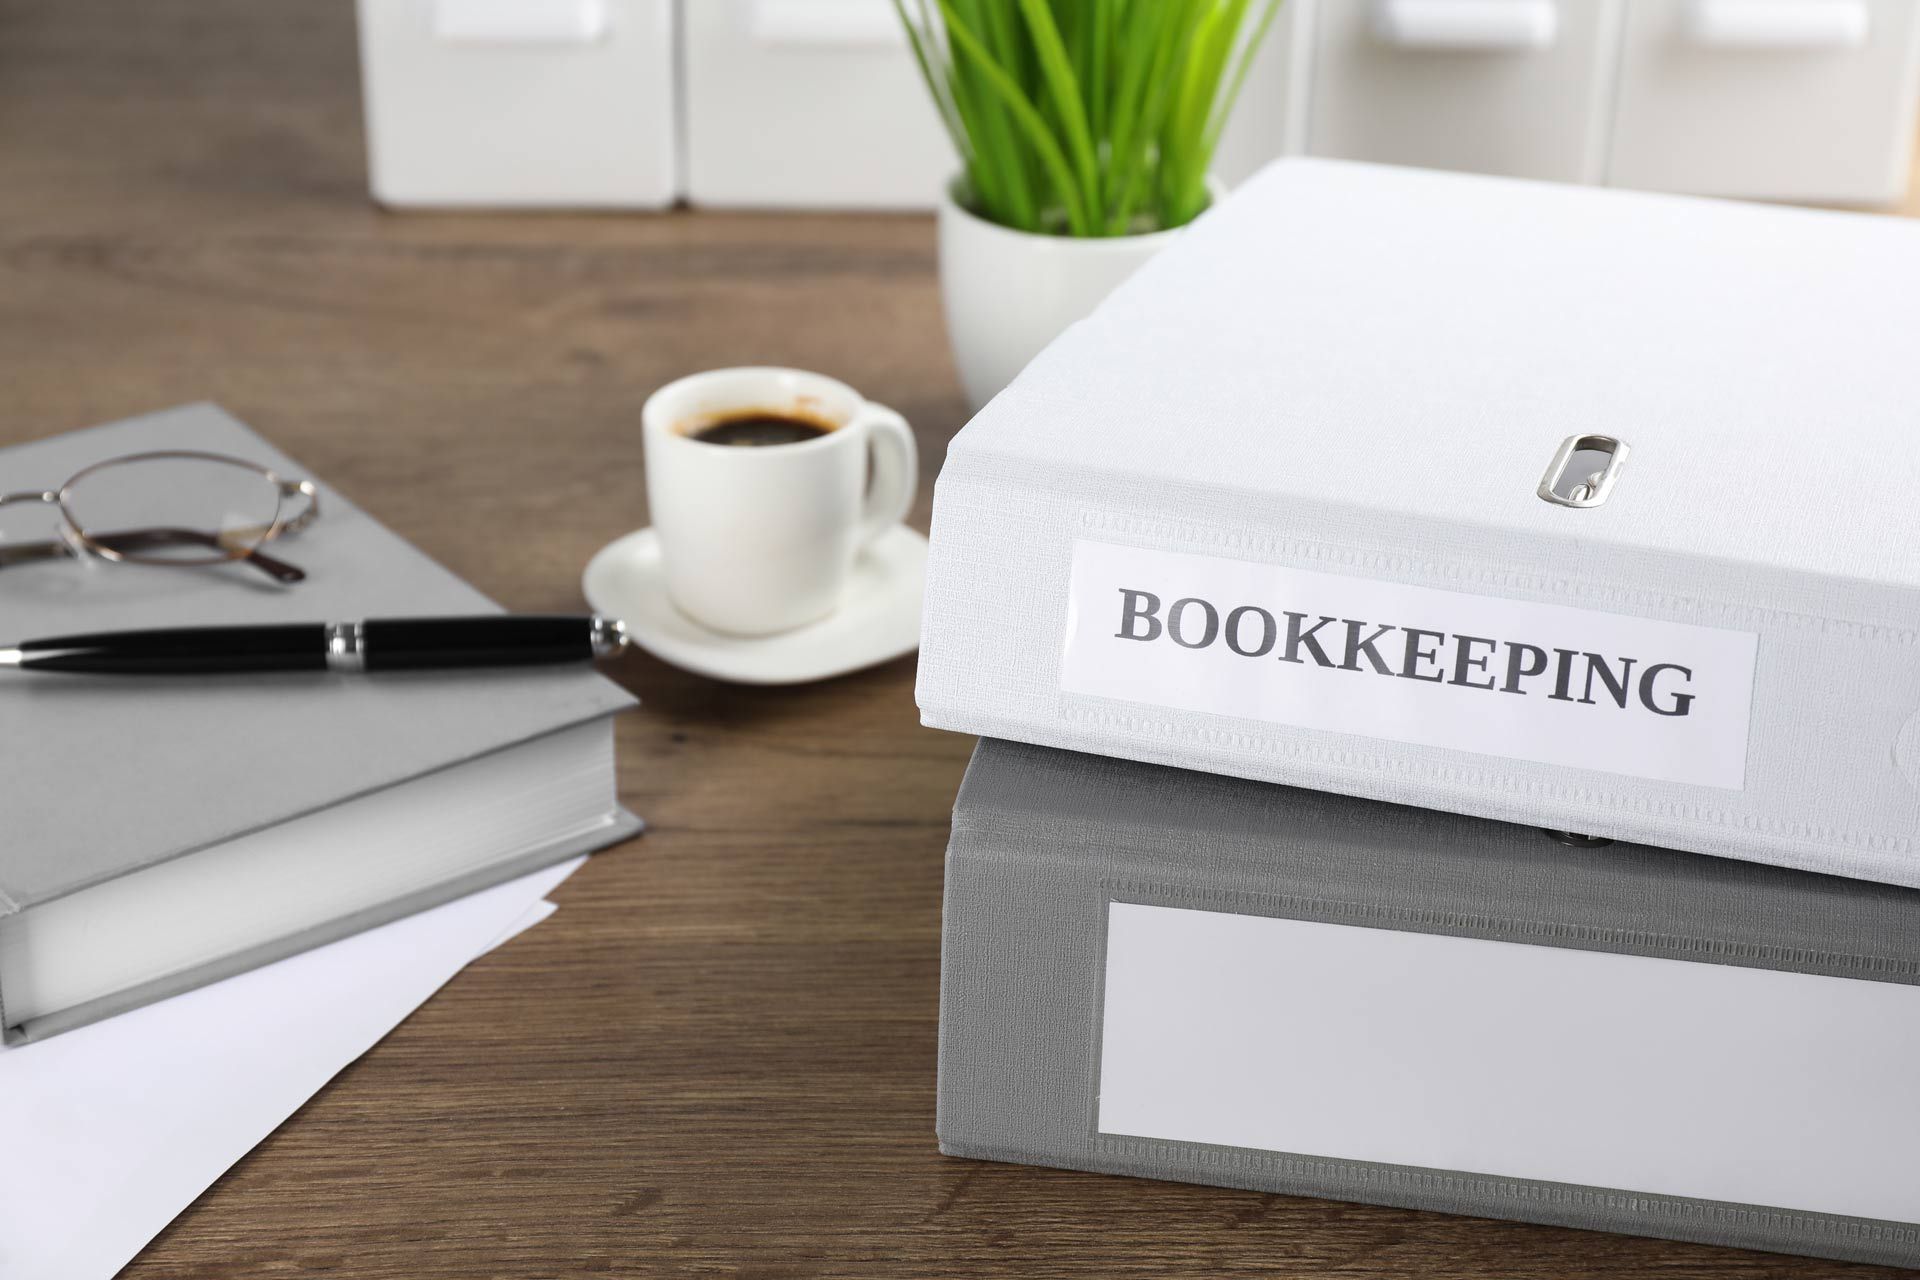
left=486, top=897, right=558, bottom=952
left=0, top=857, right=584, bottom=1280
left=1099, top=902, right=1920, bottom=1225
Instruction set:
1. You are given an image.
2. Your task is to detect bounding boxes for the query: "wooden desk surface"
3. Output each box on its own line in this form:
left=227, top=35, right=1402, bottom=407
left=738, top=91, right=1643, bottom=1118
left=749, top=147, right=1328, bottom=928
left=2, top=3, right=1915, bottom=1276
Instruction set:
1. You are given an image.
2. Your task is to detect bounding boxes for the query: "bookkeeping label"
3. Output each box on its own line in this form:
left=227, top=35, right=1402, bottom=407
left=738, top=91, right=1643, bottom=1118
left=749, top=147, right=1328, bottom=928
left=1060, top=540, right=1758, bottom=789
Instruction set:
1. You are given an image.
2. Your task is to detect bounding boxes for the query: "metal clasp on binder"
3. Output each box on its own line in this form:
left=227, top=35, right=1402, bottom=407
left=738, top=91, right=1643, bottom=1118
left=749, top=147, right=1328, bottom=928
left=1538, top=434, right=1629, bottom=508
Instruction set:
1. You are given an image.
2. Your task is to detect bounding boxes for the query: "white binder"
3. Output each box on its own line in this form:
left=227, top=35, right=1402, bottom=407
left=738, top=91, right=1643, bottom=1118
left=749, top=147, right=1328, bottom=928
left=917, top=159, right=1920, bottom=884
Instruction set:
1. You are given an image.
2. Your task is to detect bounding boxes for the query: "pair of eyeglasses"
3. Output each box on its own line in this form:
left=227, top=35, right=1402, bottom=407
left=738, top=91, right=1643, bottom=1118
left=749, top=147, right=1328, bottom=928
left=0, top=451, right=321, bottom=584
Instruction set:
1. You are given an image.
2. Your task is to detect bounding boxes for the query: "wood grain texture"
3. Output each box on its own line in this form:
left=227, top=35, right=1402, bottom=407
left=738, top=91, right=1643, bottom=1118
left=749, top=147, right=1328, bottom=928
left=1, top=2, right=1915, bottom=1275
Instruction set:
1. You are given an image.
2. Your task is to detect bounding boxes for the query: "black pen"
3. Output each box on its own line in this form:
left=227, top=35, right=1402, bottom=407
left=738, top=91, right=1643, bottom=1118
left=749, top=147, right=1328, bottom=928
left=0, top=615, right=629, bottom=675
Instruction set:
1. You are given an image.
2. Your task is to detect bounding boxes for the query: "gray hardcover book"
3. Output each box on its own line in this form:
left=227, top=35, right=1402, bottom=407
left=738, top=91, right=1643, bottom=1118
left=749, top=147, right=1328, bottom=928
left=941, top=738, right=1920, bottom=1268
left=0, top=404, right=639, bottom=1042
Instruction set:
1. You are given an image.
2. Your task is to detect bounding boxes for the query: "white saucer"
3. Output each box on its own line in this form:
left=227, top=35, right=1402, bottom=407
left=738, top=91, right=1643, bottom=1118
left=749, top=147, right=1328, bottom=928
left=581, top=526, right=927, bottom=685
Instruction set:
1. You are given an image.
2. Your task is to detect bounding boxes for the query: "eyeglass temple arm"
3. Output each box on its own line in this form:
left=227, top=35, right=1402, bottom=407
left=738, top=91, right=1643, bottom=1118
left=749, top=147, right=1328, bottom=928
left=95, top=528, right=308, bottom=583
left=0, top=540, right=70, bottom=569
left=0, top=527, right=307, bottom=583
left=0, top=476, right=314, bottom=581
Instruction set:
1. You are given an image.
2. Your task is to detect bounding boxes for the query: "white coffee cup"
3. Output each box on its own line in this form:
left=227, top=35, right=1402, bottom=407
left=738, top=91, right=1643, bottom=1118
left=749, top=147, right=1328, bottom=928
left=643, top=367, right=918, bottom=636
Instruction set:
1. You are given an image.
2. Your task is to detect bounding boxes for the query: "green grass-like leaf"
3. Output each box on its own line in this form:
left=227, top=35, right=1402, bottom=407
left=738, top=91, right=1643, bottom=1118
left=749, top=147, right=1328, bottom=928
left=937, top=0, right=1090, bottom=234
left=895, top=0, right=1285, bottom=236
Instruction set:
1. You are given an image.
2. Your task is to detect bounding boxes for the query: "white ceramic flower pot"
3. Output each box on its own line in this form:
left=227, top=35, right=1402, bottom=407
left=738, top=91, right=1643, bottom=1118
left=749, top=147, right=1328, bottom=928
left=937, top=177, right=1224, bottom=411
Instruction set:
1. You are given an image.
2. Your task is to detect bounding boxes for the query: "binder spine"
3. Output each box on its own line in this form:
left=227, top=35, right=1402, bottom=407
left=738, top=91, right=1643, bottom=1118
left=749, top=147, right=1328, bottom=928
left=919, top=462, right=1920, bottom=883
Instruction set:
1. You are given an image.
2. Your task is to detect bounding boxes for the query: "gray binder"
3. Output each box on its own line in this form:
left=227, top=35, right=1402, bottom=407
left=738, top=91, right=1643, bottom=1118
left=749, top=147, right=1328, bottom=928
left=939, top=738, right=1920, bottom=1268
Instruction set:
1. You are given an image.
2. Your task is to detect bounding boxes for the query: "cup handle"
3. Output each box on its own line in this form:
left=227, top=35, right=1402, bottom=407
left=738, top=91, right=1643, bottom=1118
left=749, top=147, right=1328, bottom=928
left=855, top=402, right=918, bottom=548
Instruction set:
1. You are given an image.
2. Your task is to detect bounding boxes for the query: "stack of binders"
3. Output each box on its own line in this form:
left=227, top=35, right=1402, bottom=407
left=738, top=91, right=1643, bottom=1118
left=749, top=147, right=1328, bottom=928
left=915, top=160, right=1920, bottom=1267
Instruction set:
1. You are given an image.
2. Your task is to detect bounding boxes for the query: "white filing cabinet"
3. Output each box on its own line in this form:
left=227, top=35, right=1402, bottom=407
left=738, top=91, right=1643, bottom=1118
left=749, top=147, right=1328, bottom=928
left=1237, top=0, right=1920, bottom=201
left=682, top=0, right=952, bottom=208
left=1607, top=0, right=1920, bottom=202
left=1214, top=0, right=1316, bottom=185
left=1304, top=0, right=1623, bottom=184
left=358, top=0, right=677, bottom=208
left=353, top=0, right=1920, bottom=208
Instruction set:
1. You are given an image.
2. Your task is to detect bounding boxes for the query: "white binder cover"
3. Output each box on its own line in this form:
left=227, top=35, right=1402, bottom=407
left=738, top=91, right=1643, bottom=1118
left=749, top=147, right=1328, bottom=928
left=918, top=159, right=1920, bottom=883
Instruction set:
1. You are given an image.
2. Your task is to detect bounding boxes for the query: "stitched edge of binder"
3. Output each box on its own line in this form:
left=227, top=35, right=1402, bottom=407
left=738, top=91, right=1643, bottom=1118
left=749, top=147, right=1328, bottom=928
left=1080, top=507, right=1920, bottom=645
left=1086, top=1135, right=1920, bottom=1251
left=1056, top=702, right=1915, bottom=860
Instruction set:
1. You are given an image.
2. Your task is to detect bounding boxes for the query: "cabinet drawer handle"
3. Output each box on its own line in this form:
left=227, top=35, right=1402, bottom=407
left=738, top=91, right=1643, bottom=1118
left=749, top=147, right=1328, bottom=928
left=1687, top=0, right=1870, bottom=49
left=433, top=0, right=608, bottom=44
left=752, top=0, right=906, bottom=47
left=1373, top=0, right=1559, bottom=50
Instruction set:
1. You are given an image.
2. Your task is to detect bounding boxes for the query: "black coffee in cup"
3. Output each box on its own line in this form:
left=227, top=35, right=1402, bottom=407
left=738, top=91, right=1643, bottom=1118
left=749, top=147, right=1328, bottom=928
left=689, top=413, right=835, bottom=448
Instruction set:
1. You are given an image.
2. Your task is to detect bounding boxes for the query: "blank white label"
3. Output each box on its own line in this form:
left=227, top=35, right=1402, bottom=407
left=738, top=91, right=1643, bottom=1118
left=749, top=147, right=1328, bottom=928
left=1098, top=903, right=1920, bottom=1224
left=1060, top=541, right=1758, bottom=789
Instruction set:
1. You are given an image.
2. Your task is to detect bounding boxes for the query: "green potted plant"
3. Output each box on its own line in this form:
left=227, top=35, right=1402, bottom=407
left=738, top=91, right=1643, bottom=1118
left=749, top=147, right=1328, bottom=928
left=894, top=0, right=1284, bottom=408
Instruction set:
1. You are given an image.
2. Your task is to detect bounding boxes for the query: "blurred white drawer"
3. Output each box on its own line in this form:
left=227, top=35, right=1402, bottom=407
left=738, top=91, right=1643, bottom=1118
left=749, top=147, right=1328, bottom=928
left=357, top=0, right=677, bottom=207
left=684, top=0, right=951, bottom=208
left=1607, top=0, right=1920, bottom=202
left=1214, top=1, right=1315, bottom=186
left=1306, top=0, right=1622, bottom=182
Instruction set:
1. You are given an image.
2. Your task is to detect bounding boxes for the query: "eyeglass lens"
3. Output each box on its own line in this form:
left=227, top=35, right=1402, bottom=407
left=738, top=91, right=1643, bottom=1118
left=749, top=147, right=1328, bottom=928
left=61, top=455, right=285, bottom=565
